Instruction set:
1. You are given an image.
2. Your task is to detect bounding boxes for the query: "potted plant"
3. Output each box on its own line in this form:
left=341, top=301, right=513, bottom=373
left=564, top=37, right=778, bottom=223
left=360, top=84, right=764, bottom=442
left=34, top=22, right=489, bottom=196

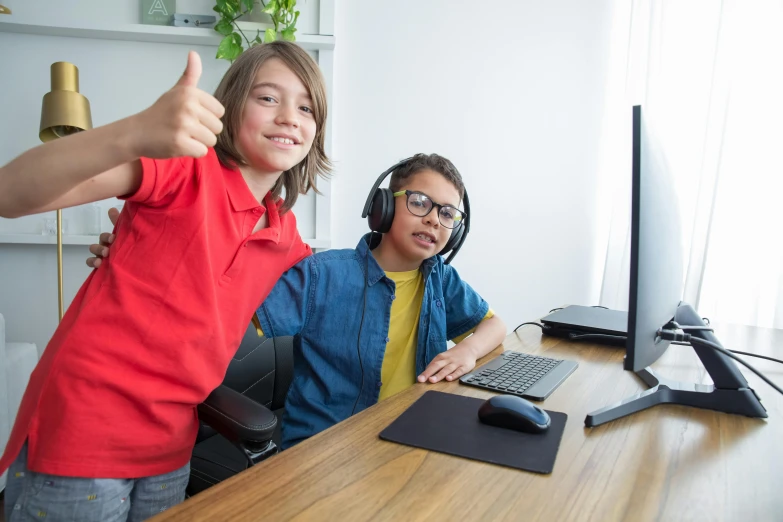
left=213, top=0, right=299, bottom=62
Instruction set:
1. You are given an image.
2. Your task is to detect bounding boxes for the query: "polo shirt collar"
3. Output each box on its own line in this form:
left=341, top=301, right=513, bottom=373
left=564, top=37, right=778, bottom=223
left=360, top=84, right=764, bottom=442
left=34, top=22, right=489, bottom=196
left=225, top=168, right=264, bottom=212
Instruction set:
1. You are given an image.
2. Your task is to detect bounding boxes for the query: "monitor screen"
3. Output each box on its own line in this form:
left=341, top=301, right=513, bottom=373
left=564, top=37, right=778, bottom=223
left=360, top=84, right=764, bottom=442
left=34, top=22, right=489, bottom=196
left=585, top=105, right=766, bottom=427
left=625, top=105, right=684, bottom=372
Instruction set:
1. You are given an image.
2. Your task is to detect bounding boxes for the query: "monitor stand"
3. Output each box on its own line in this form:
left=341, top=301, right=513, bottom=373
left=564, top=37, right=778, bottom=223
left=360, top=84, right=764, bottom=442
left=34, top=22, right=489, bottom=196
left=584, top=303, right=767, bottom=427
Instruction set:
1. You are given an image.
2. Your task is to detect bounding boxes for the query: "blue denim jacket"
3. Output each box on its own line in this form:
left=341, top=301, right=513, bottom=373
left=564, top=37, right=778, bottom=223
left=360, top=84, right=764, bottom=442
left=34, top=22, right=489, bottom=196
left=256, top=233, right=489, bottom=448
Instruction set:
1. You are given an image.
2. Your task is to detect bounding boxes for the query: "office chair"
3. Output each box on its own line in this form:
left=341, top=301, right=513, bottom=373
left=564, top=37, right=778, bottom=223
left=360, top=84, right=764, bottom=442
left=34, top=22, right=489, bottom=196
left=188, top=325, right=295, bottom=496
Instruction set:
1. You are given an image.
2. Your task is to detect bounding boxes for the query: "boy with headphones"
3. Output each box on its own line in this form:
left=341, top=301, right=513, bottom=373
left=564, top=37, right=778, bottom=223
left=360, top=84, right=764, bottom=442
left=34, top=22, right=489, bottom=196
left=87, top=153, right=506, bottom=449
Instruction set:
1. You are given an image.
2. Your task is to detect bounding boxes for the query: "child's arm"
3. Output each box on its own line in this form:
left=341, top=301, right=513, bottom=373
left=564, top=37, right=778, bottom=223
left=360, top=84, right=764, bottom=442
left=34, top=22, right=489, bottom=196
left=417, top=315, right=506, bottom=384
left=0, top=51, right=223, bottom=218
left=255, top=255, right=315, bottom=339
left=417, top=263, right=507, bottom=384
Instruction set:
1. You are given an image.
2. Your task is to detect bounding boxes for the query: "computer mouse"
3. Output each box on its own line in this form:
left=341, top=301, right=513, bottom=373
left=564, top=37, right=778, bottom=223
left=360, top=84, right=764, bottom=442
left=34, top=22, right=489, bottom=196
left=477, top=394, right=551, bottom=434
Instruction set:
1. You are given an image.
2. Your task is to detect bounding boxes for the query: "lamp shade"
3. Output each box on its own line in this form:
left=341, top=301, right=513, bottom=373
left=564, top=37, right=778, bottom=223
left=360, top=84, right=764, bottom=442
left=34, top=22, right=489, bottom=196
left=39, top=62, right=92, bottom=143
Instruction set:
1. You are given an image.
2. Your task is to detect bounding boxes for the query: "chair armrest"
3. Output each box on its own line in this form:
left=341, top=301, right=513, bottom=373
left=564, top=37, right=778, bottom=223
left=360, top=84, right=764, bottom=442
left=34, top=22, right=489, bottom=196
left=197, top=385, right=277, bottom=449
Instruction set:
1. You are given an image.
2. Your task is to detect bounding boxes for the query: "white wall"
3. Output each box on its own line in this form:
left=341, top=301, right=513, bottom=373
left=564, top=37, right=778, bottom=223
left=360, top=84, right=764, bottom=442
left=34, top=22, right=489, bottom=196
left=331, top=1, right=615, bottom=332
left=1, top=0, right=615, bottom=350
left=0, top=0, right=325, bottom=352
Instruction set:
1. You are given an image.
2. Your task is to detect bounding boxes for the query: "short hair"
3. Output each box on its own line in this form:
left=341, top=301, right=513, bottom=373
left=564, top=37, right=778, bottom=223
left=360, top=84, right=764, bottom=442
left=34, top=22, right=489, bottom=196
left=389, top=153, right=465, bottom=200
left=213, top=41, right=331, bottom=213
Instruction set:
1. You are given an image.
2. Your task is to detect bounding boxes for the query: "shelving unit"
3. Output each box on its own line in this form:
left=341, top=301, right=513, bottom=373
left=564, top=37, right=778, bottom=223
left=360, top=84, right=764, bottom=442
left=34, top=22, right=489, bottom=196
left=0, top=14, right=335, bottom=252
left=0, top=19, right=335, bottom=50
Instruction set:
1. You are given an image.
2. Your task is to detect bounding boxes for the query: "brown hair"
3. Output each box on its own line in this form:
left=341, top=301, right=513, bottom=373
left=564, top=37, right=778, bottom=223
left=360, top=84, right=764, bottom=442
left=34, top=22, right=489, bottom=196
left=389, top=153, right=465, bottom=200
left=213, top=41, right=331, bottom=213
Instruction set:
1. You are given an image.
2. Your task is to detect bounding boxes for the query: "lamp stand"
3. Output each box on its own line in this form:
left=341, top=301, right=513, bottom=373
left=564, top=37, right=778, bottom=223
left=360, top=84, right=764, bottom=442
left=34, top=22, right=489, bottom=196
left=39, top=60, right=93, bottom=322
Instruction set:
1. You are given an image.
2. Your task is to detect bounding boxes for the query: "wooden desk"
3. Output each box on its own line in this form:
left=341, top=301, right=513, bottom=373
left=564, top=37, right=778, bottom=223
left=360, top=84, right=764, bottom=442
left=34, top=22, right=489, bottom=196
left=153, top=324, right=783, bottom=521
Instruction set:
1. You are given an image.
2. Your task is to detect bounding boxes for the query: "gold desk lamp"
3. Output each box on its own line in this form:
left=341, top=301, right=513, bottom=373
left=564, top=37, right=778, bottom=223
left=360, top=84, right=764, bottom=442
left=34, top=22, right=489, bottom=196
left=39, top=62, right=92, bottom=321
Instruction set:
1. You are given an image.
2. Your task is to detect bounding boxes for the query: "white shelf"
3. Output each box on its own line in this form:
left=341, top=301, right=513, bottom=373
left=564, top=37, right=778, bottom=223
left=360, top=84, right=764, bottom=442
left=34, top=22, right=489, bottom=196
left=0, top=19, right=335, bottom=50
left=0, top=233, right=330, bottom=249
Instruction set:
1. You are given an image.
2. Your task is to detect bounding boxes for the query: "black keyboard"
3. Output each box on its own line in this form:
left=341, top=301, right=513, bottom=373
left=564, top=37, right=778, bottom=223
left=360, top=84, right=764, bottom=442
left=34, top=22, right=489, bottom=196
left=459, top=351, right=578, bottom=401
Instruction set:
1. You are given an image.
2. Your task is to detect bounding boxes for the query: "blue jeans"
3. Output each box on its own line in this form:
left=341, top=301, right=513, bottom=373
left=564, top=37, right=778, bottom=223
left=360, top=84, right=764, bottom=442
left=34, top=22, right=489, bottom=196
left=4, top=443, right=190, bottom=522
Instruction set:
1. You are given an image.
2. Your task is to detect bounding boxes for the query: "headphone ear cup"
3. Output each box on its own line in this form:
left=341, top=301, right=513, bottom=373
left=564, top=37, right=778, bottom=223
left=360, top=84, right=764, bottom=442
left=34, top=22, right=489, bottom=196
left=367, top=188, right=395, bottom=233
left=439, top=222, right=464, bottom=256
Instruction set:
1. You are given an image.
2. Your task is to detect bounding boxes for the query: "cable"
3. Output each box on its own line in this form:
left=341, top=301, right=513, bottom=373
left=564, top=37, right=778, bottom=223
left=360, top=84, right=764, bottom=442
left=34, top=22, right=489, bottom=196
left=668, top=323, right=783, bottom=364
left=513, top=322, right=543, bottom=333
left=658, top=330, right=783, bottom=397
left=722, top=350, right=783, bottom=366
left=670, top=321, right=714, bottom=332
left=568, top=328, right=782, bottom=365
left=351, top=255, right=369, bottom=416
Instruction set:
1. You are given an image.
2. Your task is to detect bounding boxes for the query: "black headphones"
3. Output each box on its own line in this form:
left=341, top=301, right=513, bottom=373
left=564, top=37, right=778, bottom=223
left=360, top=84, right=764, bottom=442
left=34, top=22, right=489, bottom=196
left=360, top=157, right=471, bottom=264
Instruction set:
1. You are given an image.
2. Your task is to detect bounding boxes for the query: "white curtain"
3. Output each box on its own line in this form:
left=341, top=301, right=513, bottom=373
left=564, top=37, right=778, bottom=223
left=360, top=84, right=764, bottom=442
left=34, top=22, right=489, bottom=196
left=596, top=0, right=783, bottom=329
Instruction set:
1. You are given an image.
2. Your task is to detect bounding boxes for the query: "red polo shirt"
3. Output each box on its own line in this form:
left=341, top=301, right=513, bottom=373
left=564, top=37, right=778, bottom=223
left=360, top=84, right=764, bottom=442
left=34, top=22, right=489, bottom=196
left=0, top=149, right=311, bottom=478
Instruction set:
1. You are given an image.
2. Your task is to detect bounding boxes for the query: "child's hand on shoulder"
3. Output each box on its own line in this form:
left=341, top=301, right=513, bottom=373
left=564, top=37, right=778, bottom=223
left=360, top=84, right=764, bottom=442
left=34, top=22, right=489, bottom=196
left=417, top=342, right=480, bottom=384
left=131, top=51, right=225, bottom=160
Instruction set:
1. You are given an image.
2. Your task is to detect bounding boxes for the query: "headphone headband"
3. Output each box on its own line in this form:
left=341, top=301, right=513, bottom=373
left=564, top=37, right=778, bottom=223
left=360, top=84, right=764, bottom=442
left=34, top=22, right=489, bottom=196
left=361, top=156, right=470, bottom=264
left=361, top=157, right=415, bottom=219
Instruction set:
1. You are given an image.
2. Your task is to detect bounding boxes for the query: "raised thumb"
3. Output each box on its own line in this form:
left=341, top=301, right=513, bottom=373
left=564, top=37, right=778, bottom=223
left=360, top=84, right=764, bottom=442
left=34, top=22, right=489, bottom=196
left=176, top=51, right=202, bottom=88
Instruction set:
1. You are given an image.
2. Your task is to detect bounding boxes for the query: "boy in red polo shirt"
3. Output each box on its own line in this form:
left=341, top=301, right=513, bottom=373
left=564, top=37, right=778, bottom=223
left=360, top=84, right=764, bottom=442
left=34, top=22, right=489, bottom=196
left=0, top=41, right=330, bottom=521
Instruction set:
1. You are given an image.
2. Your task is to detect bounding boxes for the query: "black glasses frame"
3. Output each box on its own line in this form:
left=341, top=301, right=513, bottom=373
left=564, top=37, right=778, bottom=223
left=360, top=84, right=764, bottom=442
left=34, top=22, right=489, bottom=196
left=393, top=190, right=466, bottom=229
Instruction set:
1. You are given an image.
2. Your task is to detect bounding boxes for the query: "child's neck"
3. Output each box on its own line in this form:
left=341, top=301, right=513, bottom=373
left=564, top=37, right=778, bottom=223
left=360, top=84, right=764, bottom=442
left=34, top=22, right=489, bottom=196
left=371, top=238, right=423, bottom=273
left=239, top=165, right=282, bottom=204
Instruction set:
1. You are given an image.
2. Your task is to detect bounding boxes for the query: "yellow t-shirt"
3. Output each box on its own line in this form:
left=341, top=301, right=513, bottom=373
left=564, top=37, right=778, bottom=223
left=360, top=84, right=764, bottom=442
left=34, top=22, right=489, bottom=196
left=254, top=271, right=493, bottom=402
left=379, top=269, right=494, bottom=401
left=379, top=269, right=426, bottom=401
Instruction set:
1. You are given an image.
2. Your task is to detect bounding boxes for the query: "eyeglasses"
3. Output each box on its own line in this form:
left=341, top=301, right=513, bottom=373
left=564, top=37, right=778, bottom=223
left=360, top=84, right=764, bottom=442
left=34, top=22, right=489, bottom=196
left=393, top=190, right=466, bottom=229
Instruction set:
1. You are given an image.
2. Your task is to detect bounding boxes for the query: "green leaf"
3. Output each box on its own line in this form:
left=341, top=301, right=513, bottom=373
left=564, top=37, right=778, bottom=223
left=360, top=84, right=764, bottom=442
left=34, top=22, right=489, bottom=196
left=264, top=28, right=277, bottom=43
left=281, top=27, right=296, bottom=41
left=214, top=19, right=234, bottom=36
left=216, top=33, right=243, bottom=61
left=262, top=0, right=278, bottom=14
left=242, top=0, right=255, bottom=12
left=214, top=0, right=232, bottom=16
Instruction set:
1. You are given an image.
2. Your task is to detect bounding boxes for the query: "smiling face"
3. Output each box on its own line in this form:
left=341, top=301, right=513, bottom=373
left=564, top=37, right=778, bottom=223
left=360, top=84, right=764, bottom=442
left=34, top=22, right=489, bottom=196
left=381, top=169, right=462, bottom=269
left=213, top=41, right=331, bottom=213
left=235, top=58, right=316, bottom=176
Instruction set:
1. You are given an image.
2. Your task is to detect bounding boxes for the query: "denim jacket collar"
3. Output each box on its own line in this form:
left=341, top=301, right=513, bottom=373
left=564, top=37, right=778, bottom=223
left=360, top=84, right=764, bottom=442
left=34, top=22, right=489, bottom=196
left=356, top=233, right=438, bottom=286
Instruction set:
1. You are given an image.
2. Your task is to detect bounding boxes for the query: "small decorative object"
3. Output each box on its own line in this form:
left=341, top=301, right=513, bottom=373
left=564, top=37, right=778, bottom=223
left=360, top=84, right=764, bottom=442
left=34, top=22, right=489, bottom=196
left=213, top=0, right=299, bottom=62
left=43, top=217, right=68, bottom=236
left=141, top=0, right=175, bottom=25
left=171, top=13, right=217, bottom=28
left=0, top=4, right=11, bottom=15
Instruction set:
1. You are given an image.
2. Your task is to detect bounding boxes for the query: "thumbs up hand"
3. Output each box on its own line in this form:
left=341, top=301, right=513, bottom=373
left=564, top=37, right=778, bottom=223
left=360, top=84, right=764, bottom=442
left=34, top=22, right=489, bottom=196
left=132, top=51, right=225, bottom=159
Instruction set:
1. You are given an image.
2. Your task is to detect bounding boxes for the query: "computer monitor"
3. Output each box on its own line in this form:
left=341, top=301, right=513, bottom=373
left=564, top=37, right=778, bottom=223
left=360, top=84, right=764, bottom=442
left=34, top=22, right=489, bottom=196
left=584, top=105, right=767, bottom=427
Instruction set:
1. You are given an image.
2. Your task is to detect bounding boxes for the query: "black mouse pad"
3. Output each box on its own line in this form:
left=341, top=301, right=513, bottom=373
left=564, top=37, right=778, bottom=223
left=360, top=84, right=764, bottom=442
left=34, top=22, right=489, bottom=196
left=379, top=390, right=568, bottom=474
